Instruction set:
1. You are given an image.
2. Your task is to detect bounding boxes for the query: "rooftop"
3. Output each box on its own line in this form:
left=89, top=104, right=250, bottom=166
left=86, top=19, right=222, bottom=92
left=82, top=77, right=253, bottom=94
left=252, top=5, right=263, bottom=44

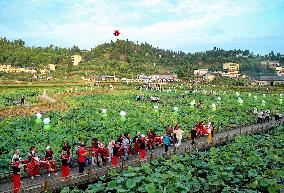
left=256, top=76, right=284, bottom=81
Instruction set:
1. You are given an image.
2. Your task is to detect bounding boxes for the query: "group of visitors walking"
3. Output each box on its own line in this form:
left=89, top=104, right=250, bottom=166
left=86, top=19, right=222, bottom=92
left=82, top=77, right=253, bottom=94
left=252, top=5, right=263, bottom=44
left=11, top=122, right=214, bottom=193
left=254, top=107, right=284, bottom=123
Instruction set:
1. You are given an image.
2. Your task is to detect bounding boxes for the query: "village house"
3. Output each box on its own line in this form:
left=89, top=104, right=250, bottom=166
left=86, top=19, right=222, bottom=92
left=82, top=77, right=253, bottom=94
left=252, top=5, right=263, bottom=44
left=121, top=78, right=137, bottom=83
left=138, top=74, right=152, bottom=82
left=81, top=76, right=96, bottom=81
left=274, top=66, right=284, bottom=76
left=40, top=69, right=48, bottom=74
left=203, top=73, right=216, bottom=82
left=0, top=65, right=36, bottom=73
left=48, top=64, right=56, bottom=71
left=153, top=74, right=178, bottom=82
left=193, top=69, right=208, bottom=76
left=101, top=75, right=118, bottom=81
left=71, top=55, right=82, bottom=66
left=39, top=64, right=57, bottom=74
left=261, top=61, right=280, bottom=67
left=0, top=65, right=13, bottom=72
left=23, top=67, right=37, bottom=73
left=254, top=76, right=284, bottom=86
left=222, top=62, right=240, bottom=78
left=137, top=74, right=177, bottom=82
left=202, top=72, right=222, bottom=82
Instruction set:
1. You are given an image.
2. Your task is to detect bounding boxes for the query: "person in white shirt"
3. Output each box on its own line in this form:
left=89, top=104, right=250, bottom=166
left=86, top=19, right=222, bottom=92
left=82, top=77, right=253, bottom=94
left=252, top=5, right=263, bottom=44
left=174, top=127, right=185, bottom=147
left=108, top=138, right=115, bottom=162
left=257, top=112, right=264, bottom=124
left=12, top=149, right=21, bottom=162
left=122, top=135, right=130, bottom=160
left=253, top=107, right=258, bottom=115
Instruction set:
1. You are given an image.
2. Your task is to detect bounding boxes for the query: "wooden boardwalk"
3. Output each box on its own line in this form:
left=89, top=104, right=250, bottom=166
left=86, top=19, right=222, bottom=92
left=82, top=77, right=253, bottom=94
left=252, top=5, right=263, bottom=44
left=0, top=119, right=282, bottom=193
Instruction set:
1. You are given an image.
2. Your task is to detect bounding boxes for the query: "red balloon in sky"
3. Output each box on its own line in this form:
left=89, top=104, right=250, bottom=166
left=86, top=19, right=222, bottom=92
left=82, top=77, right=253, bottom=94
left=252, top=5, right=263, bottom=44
left=113, top=30, right=120, bottom=37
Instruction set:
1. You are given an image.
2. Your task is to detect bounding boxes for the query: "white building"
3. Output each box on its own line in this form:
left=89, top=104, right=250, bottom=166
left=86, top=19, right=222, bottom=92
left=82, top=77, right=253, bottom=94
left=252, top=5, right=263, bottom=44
left=261, top=61, right=280, bottom=67
left=194, top=69, right=209, bottom=76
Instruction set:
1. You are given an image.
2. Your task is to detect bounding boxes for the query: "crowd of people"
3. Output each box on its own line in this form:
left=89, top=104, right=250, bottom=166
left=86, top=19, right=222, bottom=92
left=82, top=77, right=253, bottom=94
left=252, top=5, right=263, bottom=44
left=11, top=122, right=214, bottom=193
left=254, top=107, right=283, bottom=123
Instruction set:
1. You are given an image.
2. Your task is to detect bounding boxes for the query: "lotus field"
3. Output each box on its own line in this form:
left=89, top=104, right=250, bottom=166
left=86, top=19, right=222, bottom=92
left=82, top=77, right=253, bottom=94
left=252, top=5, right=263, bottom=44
left=0, top=85, right=284, bottom=176
left=63, top=125, right=284, bottom=193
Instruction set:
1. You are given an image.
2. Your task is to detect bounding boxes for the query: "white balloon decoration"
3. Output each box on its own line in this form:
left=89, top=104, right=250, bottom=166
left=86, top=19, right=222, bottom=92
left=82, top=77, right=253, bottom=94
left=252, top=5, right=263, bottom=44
left=236, top=92, right=240, bottom=97
left=43, top=118, right=50, bottom=125
left=36, top=113, right=42, bottom=119
left=212, top=103, right=216, bottom=108
left=174, top=107, right=179, bottom=112
left=101, top=109, right=107, bottom=114
left=154, top=105, right=159, bottom=110
left=120, top=111, right=126, bottom=117
left=217, top=97, right=221, bottom=101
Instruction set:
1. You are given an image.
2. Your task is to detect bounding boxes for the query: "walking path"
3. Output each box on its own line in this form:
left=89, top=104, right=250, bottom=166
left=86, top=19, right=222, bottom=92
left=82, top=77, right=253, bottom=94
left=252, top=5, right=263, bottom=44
left=0, top=89, right=112, bottom=118
left=0, top=119, right=282, bottom=193
left=40, top=94, right=57, bottom=103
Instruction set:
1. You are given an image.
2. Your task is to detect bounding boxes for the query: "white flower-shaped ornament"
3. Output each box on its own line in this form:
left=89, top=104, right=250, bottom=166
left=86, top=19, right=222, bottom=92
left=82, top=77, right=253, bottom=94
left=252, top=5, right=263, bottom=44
left=43, top=118, right=50, bottom=125
left=36, top=113, right=42, bottom=119
left=120, top=111, right=126, bottom=117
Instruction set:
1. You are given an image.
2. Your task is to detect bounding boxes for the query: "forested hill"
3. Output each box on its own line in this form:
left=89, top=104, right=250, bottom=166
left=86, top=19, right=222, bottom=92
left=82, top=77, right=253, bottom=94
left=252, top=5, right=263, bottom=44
left=0, top=37, right=283, bottom=79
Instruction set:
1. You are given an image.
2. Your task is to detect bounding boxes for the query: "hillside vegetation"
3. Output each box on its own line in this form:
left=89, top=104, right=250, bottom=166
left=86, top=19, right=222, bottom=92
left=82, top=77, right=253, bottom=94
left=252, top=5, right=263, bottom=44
left=0, top=37, right=282, bottom=80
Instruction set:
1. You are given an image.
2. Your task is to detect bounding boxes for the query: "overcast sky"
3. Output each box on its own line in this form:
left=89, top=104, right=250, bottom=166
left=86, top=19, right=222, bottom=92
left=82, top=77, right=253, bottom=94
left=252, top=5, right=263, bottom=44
left=0, top=0, right=283, bottom=54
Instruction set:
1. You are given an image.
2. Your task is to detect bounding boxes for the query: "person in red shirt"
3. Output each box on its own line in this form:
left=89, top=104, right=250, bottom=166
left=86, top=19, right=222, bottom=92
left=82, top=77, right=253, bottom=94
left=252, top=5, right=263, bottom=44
left=45, top=146, right=57, bottom=176
left=139, top=136, right=147, bottom=160
left=78, top=142, right=86, bottom=173
left=27, top=146, right=40, bottom=179
left=133, top=134, right=140, bottom=154
left=61, top=150, right=69, bottom=181
left=112, top=142, right=120, bottom=167
left=12, top=158, right=22, bottom=193
left=147, top=130, right=155, bottom=150
left=91, top=138, right=98, bottom=166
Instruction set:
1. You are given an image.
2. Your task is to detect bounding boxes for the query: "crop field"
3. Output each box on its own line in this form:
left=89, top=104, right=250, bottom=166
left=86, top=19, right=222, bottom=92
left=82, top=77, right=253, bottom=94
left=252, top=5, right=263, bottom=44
left=1, top=84, right=284, bottom=177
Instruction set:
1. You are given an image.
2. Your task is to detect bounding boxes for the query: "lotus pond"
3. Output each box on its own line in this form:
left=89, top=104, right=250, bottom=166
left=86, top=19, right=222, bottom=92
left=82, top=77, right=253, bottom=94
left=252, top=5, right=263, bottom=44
left=0, top=84, right=284, bottom=175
